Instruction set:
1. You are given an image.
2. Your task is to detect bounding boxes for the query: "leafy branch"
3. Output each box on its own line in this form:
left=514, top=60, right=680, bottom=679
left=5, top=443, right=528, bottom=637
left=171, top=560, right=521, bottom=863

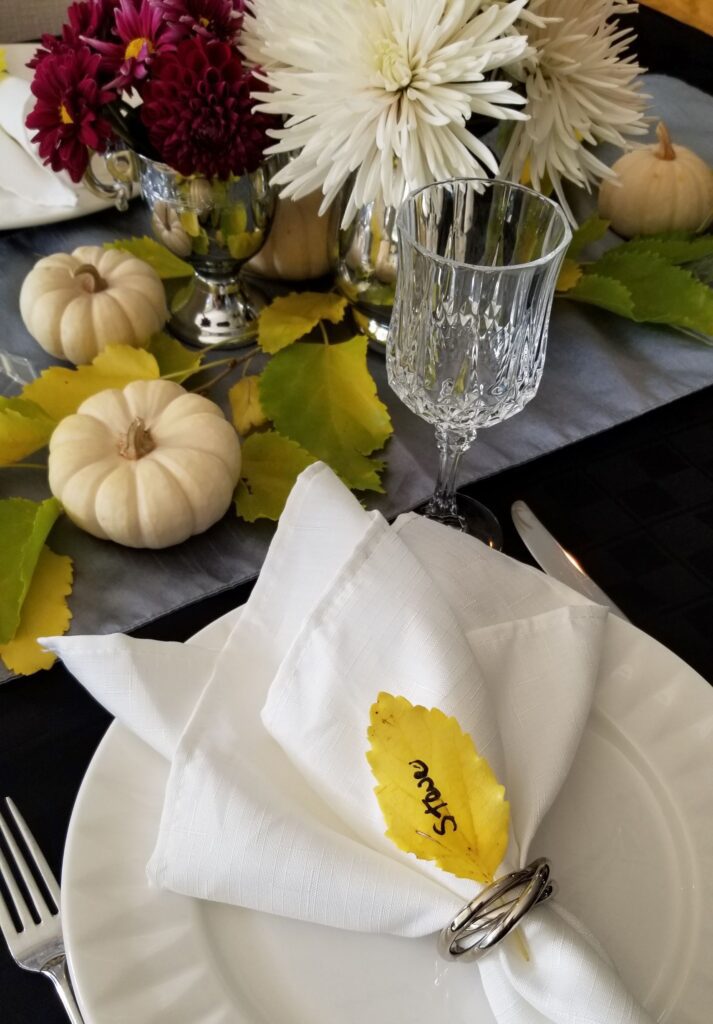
left=556, top=218, right=713, bottom=341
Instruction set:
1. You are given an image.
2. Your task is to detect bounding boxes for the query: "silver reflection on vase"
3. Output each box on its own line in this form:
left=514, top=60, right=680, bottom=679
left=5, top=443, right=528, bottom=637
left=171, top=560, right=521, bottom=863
left=334, top=191, right=399, bottom=350
left=85, top=152, right=275, bottom=348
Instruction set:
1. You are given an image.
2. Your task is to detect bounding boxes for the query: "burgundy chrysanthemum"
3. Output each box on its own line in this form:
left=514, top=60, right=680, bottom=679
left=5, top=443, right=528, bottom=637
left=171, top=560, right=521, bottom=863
left=161, top=0, right=245, bottom=45
left=28, top=0, right=120, bottom=70
left=89, top=0, right=174, bottom=92
left=140, top=37, right=273, bottom=179
left=26, top=46, right=116, bottom=182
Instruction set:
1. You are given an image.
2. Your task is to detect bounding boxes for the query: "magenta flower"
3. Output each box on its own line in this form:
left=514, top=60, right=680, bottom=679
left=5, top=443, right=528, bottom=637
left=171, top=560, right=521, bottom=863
left=26, top=46, right=116, bottom=182
left=89, top=0, right=174, bottom=92
left=161, top=0, right=245, bottom=44
left=28, top=0, right=120, bottom=70
left=140, top=37, right=273, bottom=178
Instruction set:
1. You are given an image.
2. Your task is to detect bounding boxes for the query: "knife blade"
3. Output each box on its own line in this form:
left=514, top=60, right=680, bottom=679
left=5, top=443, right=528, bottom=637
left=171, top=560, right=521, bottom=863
left=511, top=500, right=629, bottom=621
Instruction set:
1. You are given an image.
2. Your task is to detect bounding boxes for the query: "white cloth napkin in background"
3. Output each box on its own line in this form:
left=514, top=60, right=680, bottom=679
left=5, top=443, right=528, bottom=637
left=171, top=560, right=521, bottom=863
left=46, top=464, right=654, bottom=1024
left=0, top=75, right=77, bottom=207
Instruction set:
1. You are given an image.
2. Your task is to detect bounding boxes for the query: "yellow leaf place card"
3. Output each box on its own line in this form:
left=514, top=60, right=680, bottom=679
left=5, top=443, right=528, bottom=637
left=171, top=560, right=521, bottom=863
left=367, top=693, right=555, bottom=962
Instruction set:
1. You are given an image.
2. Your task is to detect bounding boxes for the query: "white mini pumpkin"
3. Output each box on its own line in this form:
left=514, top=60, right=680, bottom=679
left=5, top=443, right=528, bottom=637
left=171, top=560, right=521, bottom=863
left=599, top=122, right=713, bottom=238
left=20, top=245, right=168, bottom=365
left=48, top=379, right=241, bottom=549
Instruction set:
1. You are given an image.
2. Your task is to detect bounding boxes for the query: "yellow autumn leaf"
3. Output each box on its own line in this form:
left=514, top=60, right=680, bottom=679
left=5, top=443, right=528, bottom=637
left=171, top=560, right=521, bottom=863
left=367, top=692, right=509, bottom=884
left=229, top=374, right=267, bottom=435
left=556, top=258, right=583, bottom=293
left=0, top=397, right=56, bottom=466
left=21, top=345, right=160, bottom=420
left=0, top=49, right=6, bottom=76
left=258, top=292, right=348, bottom=354
left=0, top=546, right=73, bottom=675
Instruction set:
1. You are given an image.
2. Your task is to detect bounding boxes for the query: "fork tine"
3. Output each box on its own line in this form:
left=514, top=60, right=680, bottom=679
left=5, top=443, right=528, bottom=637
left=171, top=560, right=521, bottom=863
left=0, top=844, right=31, bottom=932
left=3, top=799, right=60, bottom=910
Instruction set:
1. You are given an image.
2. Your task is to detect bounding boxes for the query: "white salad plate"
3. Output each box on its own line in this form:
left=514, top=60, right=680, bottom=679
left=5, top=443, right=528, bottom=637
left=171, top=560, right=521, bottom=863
left=0, top=44, right=114, bottom=230
left=61, top=609, right=713, bottom=1024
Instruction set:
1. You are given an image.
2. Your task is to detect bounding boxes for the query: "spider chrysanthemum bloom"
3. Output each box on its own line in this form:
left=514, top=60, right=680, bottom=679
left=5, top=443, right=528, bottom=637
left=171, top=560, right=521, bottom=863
left=244, top=0, right=530, bottom=225
left=499, top=0, right=648, bottom=222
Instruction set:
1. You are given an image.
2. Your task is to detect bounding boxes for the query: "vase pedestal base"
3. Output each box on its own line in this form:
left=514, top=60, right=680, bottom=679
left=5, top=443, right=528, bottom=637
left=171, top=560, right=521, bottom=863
left=169, top=274, right=270, bottom=350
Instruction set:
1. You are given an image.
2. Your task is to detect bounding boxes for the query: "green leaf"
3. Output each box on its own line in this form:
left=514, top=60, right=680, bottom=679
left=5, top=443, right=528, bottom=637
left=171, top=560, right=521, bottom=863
left=607, top=233, right=713, bottom=266
left=589, top=250, right=713, bottom=333
left=22, top=345, right=160, bottom=420
left=0, top=397, right=56, bottom=466
left=148, top=332, right=204, bottom=382
left=0, top=497, right=62, bottom=644
left=259, top=335, right=392, bottom=492
left=567, top=216, right=610, bottom=259
left=258, top=292, right=348, bottom=354
left=564, top=273, right=636, bottom=319
left=105, top=236, right=194, bottom=279
left=234, top=431, right=316, bottom=522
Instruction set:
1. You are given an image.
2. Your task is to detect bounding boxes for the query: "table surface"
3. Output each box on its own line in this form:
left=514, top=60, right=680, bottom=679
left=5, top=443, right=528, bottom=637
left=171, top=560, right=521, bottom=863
left=2, top=13, right=713, bottom=1024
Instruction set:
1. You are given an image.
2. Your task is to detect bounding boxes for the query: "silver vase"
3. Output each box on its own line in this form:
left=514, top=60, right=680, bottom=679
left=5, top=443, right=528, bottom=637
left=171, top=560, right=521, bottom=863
left=334, top=192, right=399, bottom=351
left=85, top=152, right=275, bottom=348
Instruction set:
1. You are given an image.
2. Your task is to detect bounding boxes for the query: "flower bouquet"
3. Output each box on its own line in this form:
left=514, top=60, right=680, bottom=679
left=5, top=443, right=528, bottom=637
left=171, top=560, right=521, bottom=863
left=26, top=0, right=278, bottom=347
left=244, top=0, right=648, bottom=338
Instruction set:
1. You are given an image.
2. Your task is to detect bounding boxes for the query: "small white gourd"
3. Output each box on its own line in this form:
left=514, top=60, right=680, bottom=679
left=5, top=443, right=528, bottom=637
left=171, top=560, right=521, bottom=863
left=20, top=245, right=168, bottom=365
left=599, top=122, right=713, bottom=238
left=48, top=379, right=241, bottom=549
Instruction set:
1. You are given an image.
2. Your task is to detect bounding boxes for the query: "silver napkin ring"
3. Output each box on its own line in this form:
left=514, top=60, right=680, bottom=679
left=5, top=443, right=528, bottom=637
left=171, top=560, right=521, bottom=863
left=439, top=857, right=555, bottom=962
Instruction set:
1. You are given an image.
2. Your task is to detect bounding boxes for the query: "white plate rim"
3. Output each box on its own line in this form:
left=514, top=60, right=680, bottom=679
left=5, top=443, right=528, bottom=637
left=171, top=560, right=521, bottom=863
left=0, top=43, right=116, bottom=230
left=61, top=611, right=713, bottom=1024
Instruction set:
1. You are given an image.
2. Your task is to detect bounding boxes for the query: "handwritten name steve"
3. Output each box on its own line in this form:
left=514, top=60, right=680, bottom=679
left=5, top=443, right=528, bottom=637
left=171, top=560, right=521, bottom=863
left=409, top=759, right=458, bottom=836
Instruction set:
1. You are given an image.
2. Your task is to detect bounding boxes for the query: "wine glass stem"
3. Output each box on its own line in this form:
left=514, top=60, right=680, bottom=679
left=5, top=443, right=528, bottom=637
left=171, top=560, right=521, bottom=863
left=428, top=427, right=471, bottom=521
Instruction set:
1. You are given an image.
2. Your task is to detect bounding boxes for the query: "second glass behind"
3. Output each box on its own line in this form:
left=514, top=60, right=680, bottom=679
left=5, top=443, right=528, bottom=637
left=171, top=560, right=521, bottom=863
left=387, top=178, right=571, bottom=547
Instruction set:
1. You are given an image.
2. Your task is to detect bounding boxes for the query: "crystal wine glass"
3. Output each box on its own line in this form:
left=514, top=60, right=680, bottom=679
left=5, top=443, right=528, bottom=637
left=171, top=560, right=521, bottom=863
left=387, top=179, right=571, bottom=547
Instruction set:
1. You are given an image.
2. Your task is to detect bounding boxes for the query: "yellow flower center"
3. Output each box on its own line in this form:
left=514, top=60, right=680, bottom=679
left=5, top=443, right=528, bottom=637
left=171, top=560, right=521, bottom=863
left=199, top=16, right=210, bottom=27
left=375, top=41, right=412, bottom=92
left=59, top=103, right=73, bottom=125
left=125, top=36, right=154, bottom=60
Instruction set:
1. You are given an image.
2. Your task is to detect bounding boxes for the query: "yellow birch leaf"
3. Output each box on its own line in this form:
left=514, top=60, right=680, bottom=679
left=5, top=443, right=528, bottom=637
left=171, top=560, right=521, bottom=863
left=556, top=258, right=583, bottom=293
left=21, top=345, right=160, bottom=420
left=229, top=375, right=268, bottom=436
left=234, top=430, right=316, bottom=522
left=258, top=292, right=348, bottom=354
left=0, top=397, right=56, bottom=466
left=0, top=547, right=73, bottom=675
left=367, top=692, right=509, bottom=884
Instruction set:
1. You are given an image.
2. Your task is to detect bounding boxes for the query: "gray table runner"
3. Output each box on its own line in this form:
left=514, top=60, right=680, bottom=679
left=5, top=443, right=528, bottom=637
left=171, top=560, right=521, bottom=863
left=1, top=75, right=712, bottom=682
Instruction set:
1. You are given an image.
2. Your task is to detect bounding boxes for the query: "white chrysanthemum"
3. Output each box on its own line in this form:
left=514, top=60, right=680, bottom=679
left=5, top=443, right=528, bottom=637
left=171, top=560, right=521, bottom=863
left=499, top=0, right=648, bottom=221
left=244, top=0, right=530, bottom=225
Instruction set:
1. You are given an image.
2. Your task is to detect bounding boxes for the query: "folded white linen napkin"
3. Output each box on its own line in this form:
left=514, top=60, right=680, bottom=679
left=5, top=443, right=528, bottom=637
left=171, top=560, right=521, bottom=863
left=0, top=75, right=78, bottom=207
left=47, top=464, right=654, bottom=1024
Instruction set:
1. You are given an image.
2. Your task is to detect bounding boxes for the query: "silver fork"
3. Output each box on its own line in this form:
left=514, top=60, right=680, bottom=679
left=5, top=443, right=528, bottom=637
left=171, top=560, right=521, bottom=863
left=0, top=798, right=84, bottom=1023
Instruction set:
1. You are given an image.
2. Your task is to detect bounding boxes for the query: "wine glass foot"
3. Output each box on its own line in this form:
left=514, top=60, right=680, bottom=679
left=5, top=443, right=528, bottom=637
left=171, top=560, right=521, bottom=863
left=419, top=493, right=503, bottom=550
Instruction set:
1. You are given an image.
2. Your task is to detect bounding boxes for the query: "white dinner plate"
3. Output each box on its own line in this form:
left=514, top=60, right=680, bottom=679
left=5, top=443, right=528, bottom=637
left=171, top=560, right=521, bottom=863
left=61, top=611, right=713, bottom=1024
left=0, top=44, right=114, bottom=230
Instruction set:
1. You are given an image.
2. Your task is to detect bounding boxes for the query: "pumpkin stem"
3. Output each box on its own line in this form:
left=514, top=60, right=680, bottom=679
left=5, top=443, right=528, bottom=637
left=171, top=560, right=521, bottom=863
left=655, top=121, right=676, bottom=161
left=72, top=263, right=108, bottom=292
left=119, top=417, right=156, bottom=460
